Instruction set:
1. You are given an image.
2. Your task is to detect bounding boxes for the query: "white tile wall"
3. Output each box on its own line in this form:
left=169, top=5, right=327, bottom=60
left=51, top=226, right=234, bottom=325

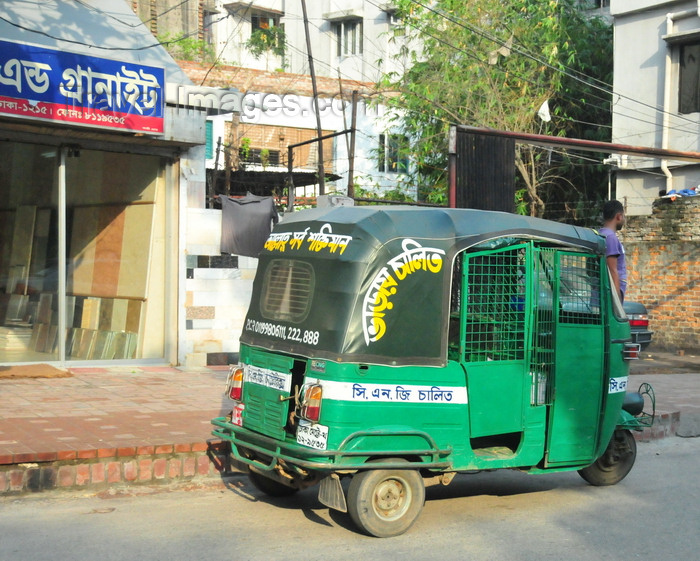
left=184, top=258, right=258, bottom=366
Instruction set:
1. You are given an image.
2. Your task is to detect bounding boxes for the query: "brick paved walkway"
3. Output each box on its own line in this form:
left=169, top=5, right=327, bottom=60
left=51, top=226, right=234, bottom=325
left=0, top=366, right=231, bottom=464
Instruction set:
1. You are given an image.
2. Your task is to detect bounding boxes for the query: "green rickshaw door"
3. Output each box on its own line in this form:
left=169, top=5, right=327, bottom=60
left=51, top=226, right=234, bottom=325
left=545, top=252, right=606, bottom=464
left=455, top=243, right=607, bottom=466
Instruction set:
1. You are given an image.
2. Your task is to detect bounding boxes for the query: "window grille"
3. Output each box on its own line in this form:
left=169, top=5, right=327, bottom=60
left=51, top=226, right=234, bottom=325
left=239, top=148, right=280, bottom=166
left=530, top=248, right=556, bottom=405
left=462, top=244, right=528, bottom=362
left=261, top=260, right=314, bottom=322
left=333, top=19, right=363, bottom=56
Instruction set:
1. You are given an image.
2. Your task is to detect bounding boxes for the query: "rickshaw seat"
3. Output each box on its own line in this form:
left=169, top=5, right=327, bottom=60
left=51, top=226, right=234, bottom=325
left=622, top=392, right=644, bottom=416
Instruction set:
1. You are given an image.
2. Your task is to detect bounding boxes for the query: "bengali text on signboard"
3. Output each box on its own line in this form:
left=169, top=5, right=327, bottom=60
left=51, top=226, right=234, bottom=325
left=0, top=40, right=164, bottom=134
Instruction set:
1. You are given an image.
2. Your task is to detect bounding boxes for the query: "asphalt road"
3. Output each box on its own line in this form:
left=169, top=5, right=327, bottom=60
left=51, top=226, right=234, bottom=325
left=1, top=437, right=698, bottom=561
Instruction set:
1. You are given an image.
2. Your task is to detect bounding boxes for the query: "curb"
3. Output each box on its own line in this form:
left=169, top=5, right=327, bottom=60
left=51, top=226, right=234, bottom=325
left=634, top=410, right=681, bottom=442
left=0, top=440, right=236, bottom=496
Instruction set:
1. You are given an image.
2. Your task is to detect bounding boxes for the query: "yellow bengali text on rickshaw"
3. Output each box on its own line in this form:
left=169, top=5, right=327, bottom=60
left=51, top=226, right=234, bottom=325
left=362, top=239, right=445, bottom=345
left=263, top=223, right=353, bottom=254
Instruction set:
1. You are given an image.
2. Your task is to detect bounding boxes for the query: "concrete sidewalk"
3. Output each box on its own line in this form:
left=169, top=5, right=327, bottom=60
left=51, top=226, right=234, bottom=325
left=1, top=352, right=699, bottom=495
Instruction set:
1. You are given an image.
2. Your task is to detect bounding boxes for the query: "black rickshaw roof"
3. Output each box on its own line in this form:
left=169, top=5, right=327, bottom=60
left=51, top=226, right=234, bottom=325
left=241, top=206, right=605, bottom=367
left=277, top=206, right=604, bottom=255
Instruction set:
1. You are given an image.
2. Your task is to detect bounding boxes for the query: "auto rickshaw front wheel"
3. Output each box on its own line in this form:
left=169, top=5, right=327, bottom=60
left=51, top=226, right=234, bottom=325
left=578, top=429, right=637, bottom=486
left=347, top=460, right=425, bottom=538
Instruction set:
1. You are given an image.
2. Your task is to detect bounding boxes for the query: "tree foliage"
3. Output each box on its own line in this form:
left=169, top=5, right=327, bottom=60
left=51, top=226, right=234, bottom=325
left=246, top=27, right=286, bottom=71
left=246, top=27, right=286, bottom=58
left=379, top=0, right=613, bottom=219
left=158, top=33, right=216, bottom=63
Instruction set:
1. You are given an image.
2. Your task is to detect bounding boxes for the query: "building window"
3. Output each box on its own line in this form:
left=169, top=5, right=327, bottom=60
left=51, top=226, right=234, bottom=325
left=203, top=4, right=218, bottom=46
left=239, top=147, right=280, bottom=166
left=252, top=12, right=279, bottom=31
left=248, top=12, right=284, bottom=60
left=378, top=134, right=409, bottom=173
left=679, top=42, right=700, bottom=114
left=333, top=19, right=363, bottom=57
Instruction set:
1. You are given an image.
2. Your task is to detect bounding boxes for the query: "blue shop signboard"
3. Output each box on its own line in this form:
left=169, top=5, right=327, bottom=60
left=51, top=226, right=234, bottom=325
left=0, top=39, right=164, bottom=134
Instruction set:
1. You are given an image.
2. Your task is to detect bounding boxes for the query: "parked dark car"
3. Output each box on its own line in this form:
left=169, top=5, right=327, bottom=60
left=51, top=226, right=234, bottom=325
left=623, top=301, right=653, bottom=350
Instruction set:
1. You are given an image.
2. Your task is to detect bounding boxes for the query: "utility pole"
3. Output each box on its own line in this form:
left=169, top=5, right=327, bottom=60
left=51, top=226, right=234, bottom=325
left=347, top=90, right=358, bottom=198
left=287, top=145, right=294, bottom=212
left=300, top=0, right=325, bottom=195
left=210, top=136, right=221, bottom=203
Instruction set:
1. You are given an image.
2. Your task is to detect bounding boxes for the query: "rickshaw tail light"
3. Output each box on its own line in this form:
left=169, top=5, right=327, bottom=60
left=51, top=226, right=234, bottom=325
left=623, top=343, right=641, bottom=360
left=228, top=367, right=245, bottom=401
left=301, top=384, right=323, bottom=422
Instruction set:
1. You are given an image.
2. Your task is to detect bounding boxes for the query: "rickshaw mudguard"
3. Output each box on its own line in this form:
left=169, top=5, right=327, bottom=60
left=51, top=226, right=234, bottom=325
left=212, top=417, right=453, bottom=473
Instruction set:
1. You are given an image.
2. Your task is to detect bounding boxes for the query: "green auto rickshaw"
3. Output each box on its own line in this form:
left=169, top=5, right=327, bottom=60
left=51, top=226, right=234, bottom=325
left=212, top=206, right=654, bottom=537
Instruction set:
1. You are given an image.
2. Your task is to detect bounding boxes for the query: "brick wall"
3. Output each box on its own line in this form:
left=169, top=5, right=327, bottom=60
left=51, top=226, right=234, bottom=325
left=178, top=60, right=376, bottom=97
left=623, top=197, right=700, bottom=351
left=0, top=441, right=232, bottom=495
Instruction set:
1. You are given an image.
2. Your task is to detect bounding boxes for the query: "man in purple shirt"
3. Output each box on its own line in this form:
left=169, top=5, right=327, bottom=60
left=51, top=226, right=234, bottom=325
left=600, top=199, right=627, bottom=302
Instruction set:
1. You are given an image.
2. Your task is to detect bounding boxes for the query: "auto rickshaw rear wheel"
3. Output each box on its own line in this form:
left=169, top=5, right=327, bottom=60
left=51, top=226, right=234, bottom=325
left=578, top=429, right=637, bottom=486
left=248, top=468, right=299, bottom=497
left=347, top=459, right=425, bottom=538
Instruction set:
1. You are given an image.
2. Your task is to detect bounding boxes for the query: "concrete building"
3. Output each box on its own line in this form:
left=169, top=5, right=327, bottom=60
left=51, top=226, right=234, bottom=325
left=129, top=1, right=415, bottom=199
left=129, top=1, right=413, bottom=81
left=176, top=61, right=414, bottom=197
left=186, top=0, right=409, bottom=83
left=610, top=0, right=700, bottom=215
left=0, top=0, right=224, bottom=367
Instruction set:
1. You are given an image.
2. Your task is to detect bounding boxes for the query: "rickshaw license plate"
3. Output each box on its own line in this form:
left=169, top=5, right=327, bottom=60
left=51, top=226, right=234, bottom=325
left=296, top=419, right=328, bottom=450
left=232, top=403, right=245, bottom=427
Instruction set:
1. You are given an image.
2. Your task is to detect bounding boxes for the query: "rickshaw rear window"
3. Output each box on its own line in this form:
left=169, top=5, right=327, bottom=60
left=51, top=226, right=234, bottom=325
left=260, top=259, right=314, bottom=322
left=557, top=254, right=601, bottom=325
